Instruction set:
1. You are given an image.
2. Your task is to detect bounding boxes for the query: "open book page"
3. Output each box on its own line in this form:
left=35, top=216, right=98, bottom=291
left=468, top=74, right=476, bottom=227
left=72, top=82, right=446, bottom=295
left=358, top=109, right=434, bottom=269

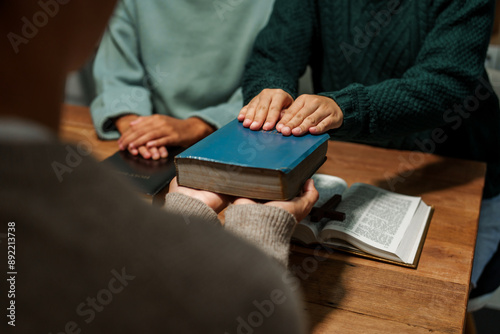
left=311, top=174, right=349, bottom=206
left=397, top=201, right=432, bottom=263
left=292, top=174, right=348, bottom=244
left=321, top=183, right=420, bottom=254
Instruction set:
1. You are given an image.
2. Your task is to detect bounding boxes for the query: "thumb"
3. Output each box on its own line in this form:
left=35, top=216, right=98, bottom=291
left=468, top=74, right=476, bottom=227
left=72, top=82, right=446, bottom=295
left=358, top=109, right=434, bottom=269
left=300, top=179, right=319, bottom=209
left=238, top=105, right=248, bottom=120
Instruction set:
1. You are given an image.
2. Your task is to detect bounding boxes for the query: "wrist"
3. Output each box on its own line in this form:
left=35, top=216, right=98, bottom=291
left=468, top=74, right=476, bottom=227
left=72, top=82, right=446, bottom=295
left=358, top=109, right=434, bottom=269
left=115, top=114, right=139, bottom=134
left=187, top=117, right=215, bottom=140
left=225, top=204, right=297, bottom=267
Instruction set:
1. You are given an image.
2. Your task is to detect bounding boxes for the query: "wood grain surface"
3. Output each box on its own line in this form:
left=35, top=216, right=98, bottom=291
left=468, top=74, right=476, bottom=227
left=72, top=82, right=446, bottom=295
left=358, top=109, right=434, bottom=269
left=59, top=104, right=486, bottom=333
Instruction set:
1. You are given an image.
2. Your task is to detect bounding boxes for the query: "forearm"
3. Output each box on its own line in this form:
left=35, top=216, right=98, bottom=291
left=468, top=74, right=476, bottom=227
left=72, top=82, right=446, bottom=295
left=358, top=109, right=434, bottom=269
left=326, top=0, right=495, bottom=142
left=243, top=59, right=300, bottom=105
left=91, top=86, right=153, bottom=140
left=90, top=0, right=152, bottom=139
left=323, top=72, right=492, bottom=143
left=224, top=204, right=297, bottom=267
left=242, top=0, right=316, bottom=104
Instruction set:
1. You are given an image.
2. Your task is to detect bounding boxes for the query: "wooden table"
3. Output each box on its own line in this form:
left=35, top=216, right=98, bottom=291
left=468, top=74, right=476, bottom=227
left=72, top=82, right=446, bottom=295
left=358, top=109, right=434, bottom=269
left=59, top=104, right=486, bottom=334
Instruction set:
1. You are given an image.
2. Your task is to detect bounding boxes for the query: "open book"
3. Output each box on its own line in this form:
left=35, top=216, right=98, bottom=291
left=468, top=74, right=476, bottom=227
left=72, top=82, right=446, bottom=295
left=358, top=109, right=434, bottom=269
left=293, top=174, right=433, bottom=268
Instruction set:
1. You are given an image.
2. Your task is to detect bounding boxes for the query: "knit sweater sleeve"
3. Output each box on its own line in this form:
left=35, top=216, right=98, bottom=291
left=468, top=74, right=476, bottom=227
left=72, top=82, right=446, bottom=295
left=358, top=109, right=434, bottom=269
left=325, top=0, right=495, bottom=142
left=164, top=194, right=297, bottom=267
left=244, top=0, right=495, bottom=142
left=242, top=0, right=317, bottom=103
left=90, top=0, right=152, bottom=140
left=164, top=193, right=221, bottom=226
left=224, top=204, right=297, bottom=267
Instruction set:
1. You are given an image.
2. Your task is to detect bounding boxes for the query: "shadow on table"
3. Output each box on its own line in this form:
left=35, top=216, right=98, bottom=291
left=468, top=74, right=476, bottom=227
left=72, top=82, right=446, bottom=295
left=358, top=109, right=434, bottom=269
left=372, top=159, right=486, bottom=197
left=289, top=246, right=347, bottom=332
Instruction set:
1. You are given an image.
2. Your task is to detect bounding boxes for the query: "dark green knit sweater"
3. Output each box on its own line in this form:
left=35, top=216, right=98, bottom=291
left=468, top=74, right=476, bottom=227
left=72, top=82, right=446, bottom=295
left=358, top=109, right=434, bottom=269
left=243, top=0, right=500, bottom=198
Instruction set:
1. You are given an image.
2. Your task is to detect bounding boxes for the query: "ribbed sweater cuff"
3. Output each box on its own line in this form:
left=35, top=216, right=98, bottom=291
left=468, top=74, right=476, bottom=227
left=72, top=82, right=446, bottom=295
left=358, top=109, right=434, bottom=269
left=225, top=204, right=297, bottom=267
left=164, top=193, right=220, bottom=226
left=321, top=84, right=367, bottom=139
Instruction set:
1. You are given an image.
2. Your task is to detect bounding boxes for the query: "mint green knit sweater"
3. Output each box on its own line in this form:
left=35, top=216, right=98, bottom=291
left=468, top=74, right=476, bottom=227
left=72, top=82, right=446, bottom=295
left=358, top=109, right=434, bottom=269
left=243, top=0, right=500, bottom=198
left=91, top=0, right=274, bottom=140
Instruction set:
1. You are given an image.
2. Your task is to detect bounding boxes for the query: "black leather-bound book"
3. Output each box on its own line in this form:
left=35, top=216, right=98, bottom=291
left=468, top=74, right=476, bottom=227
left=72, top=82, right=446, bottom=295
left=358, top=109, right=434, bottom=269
left=102, top=147, right=184, bottom=197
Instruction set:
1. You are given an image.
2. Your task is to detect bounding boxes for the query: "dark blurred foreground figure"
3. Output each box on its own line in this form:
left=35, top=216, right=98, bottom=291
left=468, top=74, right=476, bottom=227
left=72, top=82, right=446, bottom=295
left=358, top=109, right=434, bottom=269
left=0, top=1, right=318, bottom=332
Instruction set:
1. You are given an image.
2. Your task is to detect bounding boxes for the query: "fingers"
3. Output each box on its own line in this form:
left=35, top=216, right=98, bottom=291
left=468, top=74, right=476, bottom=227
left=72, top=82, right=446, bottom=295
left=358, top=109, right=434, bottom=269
left=119, top=118, right=168, bottom=150
left=146, top=136, right=176, bottom=149
left=115, top=114, right=140, bottom=134
left=293, top=179, right=319, bottom=221
left=168, top=176, right=179, bottom=193
left=148, top=146, right=161, bottom=160
left=237, top=106, right=248, bottom=122
left=135, top=146, right=167, bottom=160
left=211, top=193, right=233, bottom=213
left=278, top=95, right=344, bottom=136
left=248, top=93, right=272, bottom=130
left=301, top=179, right=319, bottom=205
left=146, top=139, right=170, bottom=159
left=309, top=115, right=338, bottom=134
left=118, top=118, right=149, bottom=150
left=118, top=130, right=131, bottom=151
left=263, top=93, right=291, bottom=131
left=129, top=117, right=144, bottom=126
left=127, top=144, right=167, bottom=160
left=241, top=89, right=293, bottom=131
left=116, top=114, right=196, bottom=160
left=282, top=97, right=320, bottom=136
left=158, top=146, right=168, bottom=158
left=146, top=146, right=168, bottom=160
left=233, top=198, right=257, bottom=205
left=241, top=98, right=259, bottom=127
left=137, top=146, right=152, bottom=159
left=263, top=178, right=319, bottom=221
left=126, top=130, right=166, bottom=150
left=251, top=95, right=273, bottom=130
left=128, top=146, right=138, bottom=155
left=277, top=97, right=307, bottom=135
left=168, top=176, right=232, bottom=213
left=290, top=107, right=331, bottom=136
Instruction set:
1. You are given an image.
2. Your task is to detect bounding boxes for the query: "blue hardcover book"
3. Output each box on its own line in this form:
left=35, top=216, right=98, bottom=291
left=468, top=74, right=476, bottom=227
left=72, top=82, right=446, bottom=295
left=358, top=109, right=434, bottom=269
left=175, top=119, right=329, bottom=200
